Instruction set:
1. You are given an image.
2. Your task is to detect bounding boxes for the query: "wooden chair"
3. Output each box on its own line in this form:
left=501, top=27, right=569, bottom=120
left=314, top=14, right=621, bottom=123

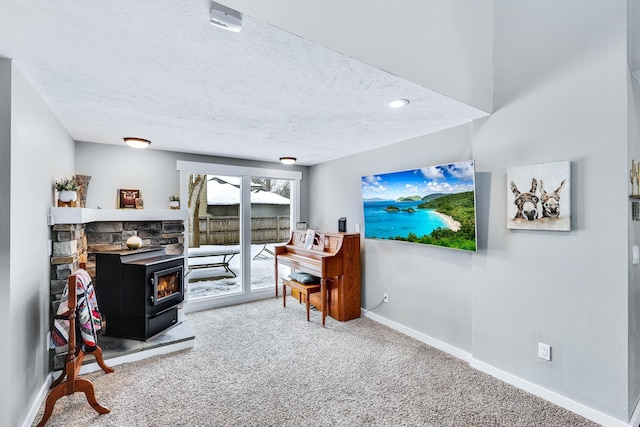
left=37, top=267, right=114, bottom=426
left=308, top=278, right=332, bottom=326
left=282, top=278, right=321, bottom=322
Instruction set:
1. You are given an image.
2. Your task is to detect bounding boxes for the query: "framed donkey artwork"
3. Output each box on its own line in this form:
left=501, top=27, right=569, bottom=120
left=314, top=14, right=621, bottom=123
left=506, top=161, right=571, bottom=231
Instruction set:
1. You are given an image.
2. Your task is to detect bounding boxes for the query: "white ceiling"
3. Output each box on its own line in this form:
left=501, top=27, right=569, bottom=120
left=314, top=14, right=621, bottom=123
left=0, top=1, right=488, bottom=166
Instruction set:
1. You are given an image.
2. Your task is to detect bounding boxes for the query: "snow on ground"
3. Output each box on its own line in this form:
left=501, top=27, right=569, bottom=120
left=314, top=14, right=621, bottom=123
left=187, top=244, right=290, bottom=299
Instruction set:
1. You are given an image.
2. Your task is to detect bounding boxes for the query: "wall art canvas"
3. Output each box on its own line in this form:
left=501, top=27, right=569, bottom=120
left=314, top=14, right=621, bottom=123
left=362, top=160, right=477, bottom=252
left=506, top=161, right=571, bottom=231
left=118, top=189, right=141, bottom=209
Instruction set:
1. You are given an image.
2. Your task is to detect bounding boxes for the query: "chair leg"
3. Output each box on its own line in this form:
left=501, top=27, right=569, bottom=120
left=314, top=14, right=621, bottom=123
left=321, top=279, right=328, bottom=327
left=283, top=283, right=287, bottom=307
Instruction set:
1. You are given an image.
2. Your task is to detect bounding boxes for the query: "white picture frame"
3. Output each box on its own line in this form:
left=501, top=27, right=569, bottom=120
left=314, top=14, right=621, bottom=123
left=507, top=161, right=571, bottom=231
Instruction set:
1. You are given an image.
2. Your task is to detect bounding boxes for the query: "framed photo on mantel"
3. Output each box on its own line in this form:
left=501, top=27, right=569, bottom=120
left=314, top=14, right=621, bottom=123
left=118, top=189, right=141, bottom=209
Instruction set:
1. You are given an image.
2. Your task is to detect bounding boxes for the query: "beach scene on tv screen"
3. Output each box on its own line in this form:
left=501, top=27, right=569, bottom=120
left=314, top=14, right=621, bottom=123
left=361, top=160, right=477, bottom=251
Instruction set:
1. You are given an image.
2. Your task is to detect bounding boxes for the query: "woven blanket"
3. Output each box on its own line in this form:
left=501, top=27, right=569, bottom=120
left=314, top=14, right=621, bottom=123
left=51, top=269, right=103, bottom=352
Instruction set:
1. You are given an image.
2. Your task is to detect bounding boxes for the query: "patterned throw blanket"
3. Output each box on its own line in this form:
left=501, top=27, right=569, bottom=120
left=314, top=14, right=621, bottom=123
left=51, top=269, right=103, bottom=353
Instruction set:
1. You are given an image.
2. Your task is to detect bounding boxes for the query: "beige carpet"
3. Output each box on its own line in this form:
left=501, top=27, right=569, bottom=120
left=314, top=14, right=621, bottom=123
left=34, top=298, right=600, bottom=426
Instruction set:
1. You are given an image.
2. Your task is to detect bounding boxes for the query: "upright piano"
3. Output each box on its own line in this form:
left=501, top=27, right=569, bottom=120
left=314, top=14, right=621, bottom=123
left=275, top=231, right=361, bottom=324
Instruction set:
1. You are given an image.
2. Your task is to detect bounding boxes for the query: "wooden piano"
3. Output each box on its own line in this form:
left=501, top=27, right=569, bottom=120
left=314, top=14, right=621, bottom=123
left=275, top=231, right=361, bottom=325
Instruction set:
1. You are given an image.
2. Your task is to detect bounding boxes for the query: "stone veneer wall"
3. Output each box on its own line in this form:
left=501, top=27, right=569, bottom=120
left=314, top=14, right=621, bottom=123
left=48, top=220, right=185, bottom=364
left=50, top=224, right=86, bottom=306
left=85, top=220, right=185, bottom=276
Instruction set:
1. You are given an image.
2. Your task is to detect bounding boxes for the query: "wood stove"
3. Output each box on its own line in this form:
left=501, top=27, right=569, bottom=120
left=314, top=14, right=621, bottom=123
left=94, top=247, right=185, bottom=340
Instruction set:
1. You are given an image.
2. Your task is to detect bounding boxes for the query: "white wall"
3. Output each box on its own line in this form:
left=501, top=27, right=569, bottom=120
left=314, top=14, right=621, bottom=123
left=9, top=63, right=75, bottom=426
left=628, top=70, right=640, bottom=416
left=473, top=1, right=628, bottom=420
left=75, top=141, right=183, bottom=210
left=310, top=1, right=631, bottom=423
left=0, top=58, right=12, bottom=427
left=309, top=124, right=475, bottom=353
left=75, top=141, right=310, bottom=220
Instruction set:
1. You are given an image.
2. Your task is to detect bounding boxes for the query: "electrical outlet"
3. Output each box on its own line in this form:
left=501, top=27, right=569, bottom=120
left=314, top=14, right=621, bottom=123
left=383, top=292, right=389, bottom=303
left=538, top=342, right=551, bottom=361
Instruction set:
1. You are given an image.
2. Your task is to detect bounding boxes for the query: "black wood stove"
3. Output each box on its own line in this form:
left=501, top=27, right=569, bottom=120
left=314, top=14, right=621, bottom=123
left=94, top=247, right=185, bottom=340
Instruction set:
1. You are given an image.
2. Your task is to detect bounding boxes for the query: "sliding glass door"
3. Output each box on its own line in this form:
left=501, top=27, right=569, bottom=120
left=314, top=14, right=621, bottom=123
left=177, top=161, right=301, bottom=312
left=250, top=177, right=292, bottom=291
left=187, top=174, right=243, bottom=300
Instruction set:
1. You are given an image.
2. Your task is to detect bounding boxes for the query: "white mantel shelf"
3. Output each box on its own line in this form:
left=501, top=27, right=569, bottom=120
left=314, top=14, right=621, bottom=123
left=49, top=207, right=188, bottom=225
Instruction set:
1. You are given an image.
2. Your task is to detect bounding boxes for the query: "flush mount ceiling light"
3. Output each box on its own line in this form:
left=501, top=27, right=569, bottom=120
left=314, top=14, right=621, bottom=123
left=123, top=137, right=151, bottom=148
left=210, top=1, right=242, bottom=32
left=279, top=157, right=296, bottom=165
left=387, top=98, right=410, bottom=109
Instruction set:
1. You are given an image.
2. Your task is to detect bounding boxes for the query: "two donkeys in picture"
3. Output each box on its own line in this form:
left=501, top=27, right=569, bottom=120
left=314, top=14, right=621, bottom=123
left=507, top=160, right=571, bottom=231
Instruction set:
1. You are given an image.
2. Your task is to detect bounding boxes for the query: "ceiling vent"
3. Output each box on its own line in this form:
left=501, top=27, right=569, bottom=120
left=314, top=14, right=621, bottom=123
left=210, top=1, right=242, bottom=32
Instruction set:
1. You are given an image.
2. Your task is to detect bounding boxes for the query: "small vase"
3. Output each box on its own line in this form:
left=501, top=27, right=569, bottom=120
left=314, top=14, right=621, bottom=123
left=126, top=236, right=143, bottom=249
left=75, top=174, right=91, bottom=208
left=58, top=190, right=78, bottom=203
left=169, top=201, right=180, bottom=210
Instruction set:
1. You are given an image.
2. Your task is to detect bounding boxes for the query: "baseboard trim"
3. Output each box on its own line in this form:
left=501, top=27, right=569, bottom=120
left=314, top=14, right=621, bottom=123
left=23, top=371, right=53, bottom=427
left=470, top=359, right=628, bottom=427
left=629, top=399, right=640, bottom=427
left=362, top=309, right=472, bottom=363
left=363, top=310, right=630, bottom=427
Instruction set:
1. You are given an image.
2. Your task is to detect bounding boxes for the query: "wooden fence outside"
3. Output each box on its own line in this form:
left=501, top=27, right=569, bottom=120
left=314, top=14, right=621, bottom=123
left=198, top=216, right=290, bottom=246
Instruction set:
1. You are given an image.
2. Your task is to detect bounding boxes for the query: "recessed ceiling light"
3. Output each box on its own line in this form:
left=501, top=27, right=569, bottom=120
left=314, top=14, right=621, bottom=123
left=123, top=137, right=151, bottom=148
left=279, top=157, right=296, bottom=165
left=387, top=99, right=410, bottom=109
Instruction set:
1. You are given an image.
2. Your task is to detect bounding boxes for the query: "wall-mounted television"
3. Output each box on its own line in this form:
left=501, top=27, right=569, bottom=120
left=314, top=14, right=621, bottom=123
left=361, top=160, right=477, bottom=252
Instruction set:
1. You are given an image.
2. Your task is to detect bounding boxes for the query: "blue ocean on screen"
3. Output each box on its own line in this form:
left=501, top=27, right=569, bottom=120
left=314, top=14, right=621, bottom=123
left=363, top=200, right=447, bottom=239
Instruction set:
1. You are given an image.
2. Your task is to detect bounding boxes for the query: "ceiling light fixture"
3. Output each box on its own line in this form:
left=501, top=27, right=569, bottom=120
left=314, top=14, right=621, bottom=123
left=210, top=1, right=243, bottom=32
left=387, top=99, right=410, bottom=109
left=279, top=157, right=296, bottom=165
left=123, top=137, right=151, bottom=148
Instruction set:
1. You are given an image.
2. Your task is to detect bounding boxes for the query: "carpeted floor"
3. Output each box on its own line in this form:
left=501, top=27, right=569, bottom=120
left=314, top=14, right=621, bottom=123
left=34, top=298, right=600, bottom=426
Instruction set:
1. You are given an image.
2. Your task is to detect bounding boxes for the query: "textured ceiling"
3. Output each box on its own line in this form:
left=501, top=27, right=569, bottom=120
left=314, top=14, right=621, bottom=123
left=0, top=1, right=487, bottom=166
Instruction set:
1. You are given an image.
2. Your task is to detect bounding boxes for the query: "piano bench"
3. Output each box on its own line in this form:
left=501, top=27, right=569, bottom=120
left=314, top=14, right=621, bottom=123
left=282, top=278, right=321, bottom=321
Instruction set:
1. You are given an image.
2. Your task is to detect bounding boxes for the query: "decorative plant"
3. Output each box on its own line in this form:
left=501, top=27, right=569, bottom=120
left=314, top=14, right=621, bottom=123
left=169, top=195, right=180, bottom=201
left=54, top=177, right=79, bottom=192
